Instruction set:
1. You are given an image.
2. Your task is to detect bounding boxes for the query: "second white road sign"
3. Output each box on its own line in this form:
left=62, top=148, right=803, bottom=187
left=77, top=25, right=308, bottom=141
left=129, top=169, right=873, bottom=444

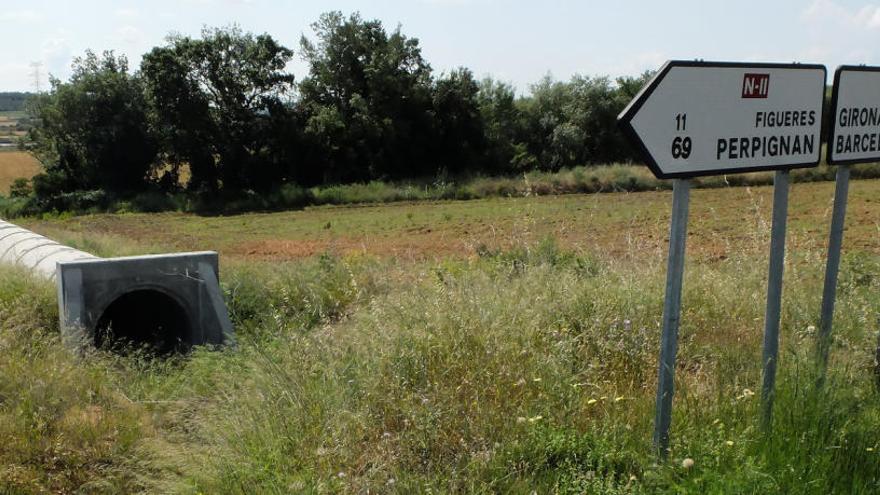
left=618, top=61, right=826, bottom=179
left=828, top=65, right=880, bottom=165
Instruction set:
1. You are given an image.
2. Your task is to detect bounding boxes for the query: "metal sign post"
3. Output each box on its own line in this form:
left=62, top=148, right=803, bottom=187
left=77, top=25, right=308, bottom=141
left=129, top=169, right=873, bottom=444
left=760, top=170, right=790, bottom=428
left=653, top=178, right=690, bottom=455
left=618, top=60, right=825, bottom=456
left=818, top=65, right=880, bottom=375
left=818, top=165, right=850, bottom=371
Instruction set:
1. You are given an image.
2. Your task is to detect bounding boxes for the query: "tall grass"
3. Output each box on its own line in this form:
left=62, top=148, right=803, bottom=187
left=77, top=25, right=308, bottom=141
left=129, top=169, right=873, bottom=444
left=1, top=232, right=878, bottom=493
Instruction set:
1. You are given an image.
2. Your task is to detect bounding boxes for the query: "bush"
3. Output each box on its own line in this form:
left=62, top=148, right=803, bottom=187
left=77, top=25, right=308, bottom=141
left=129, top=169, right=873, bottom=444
left=8, top=177, right=32, bottom=198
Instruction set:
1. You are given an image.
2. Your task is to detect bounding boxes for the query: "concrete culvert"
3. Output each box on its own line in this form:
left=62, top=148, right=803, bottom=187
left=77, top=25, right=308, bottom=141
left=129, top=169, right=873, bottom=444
left=96, top=289, right=192, bottom=355
left=0, top=218, right=234, bottom=353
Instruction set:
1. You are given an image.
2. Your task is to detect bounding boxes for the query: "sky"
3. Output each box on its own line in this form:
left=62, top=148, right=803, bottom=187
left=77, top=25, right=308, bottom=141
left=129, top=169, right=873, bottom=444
left=2, top=0, right=880, bottom=93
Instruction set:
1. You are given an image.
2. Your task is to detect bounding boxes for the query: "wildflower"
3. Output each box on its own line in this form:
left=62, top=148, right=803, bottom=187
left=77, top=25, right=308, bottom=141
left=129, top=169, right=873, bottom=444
left=737, top=388, right=756, bottom=400
left=725, top=440, right=734, bottom=447
left=587, top=398, right=598, bottom=405
left=337, top=472, right=346, bottom=478
left=528, top=415, right=543, bottom=423
left=682, top=458, right=695, bottom=469
left=868, top=447, right=875, bottom=452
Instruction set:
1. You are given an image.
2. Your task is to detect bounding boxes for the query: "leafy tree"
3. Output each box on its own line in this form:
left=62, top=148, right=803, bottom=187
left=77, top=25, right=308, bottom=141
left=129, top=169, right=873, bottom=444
left=518, top=75, right=578, bottom=170
left=0, top=92, right=30, bottom=112
left=431, top=68, right=486, bottom=175
left=516, top=72, right=653, bottom=170
left=477, top=77, right=525, bottom=172
left=8, top=178, right=32, bottom=198
left=298, top=11, right=435, bottom=183
left=141, top=26, right=296, bottom=193
left=26, top=51, right=157, bottom=194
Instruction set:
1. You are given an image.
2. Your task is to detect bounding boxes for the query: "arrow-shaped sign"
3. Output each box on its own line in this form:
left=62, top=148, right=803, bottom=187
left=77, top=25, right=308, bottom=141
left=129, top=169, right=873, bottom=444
left=827, top=65, right=880, bottom=165
left=618, top=61, right=826, bottom=179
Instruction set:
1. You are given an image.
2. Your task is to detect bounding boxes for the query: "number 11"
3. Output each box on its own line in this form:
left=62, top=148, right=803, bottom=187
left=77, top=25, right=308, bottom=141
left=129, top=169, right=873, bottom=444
left=675, top=113, right=687, bottom=131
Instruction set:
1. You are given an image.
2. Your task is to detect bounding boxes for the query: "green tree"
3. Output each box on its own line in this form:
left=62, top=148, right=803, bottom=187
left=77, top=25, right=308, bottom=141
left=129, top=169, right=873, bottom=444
left=518, top=75, right=578, bottom=170
left=431, top=68, right=486, bottom=175
left=477, top=77, right=525, bottom=172
left=516, top=72, right=653, bottom=171
left=141, top=26, right=296, bottom=193
left=26, top=51, right=157, bottom=195
left=299, top=11, right=435, bottom=183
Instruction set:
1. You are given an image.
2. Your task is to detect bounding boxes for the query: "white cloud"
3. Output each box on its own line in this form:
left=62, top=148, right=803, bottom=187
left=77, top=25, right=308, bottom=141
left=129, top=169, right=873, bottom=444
left=0, top=62, right=36, bottom=92
left=41, top=35, right=73, bottom=82
left=115, top=25, right=146, bottom=46
left=802, top=0, right=880, bottom=30
left=799, top=0, right=880, bottom=67
left=854, top=5, right=880, bottom=28
left=0, top=10, right=42, bottom=23
left=115, top=8, right=140, bottom=19
left=605, top=51, right=666, bottom=78
left=419, top=0, right=473, bottom=5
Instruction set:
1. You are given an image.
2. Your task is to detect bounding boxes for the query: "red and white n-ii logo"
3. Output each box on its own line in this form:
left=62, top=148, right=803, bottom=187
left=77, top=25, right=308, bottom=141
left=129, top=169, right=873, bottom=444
left=742, top=73, right=770, bottom=98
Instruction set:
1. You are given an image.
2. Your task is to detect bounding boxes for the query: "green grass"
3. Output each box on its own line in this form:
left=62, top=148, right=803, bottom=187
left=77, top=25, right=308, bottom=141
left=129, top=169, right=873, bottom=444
left=2, top=184, right=880, bottom=493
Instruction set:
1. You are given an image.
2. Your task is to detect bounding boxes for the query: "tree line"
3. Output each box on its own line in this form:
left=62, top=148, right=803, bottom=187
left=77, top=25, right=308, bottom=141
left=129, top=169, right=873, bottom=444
left=0, top=93, right=29, bottom=112
left=22, top=12, right=652, bottom=206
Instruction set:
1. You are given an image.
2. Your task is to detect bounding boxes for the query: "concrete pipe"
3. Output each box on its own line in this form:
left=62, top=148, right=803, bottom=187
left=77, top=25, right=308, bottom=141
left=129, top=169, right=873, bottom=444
left=0, top=219, right=234, bottom=353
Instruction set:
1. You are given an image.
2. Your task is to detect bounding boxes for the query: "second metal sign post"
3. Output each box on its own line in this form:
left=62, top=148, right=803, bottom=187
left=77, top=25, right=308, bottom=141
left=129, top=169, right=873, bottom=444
left=820, top=65, right=880, bottom=376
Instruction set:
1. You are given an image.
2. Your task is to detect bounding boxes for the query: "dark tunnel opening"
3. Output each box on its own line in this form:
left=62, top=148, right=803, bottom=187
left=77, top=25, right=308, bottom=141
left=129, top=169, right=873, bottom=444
left=95, top=289, right=191, bottom=355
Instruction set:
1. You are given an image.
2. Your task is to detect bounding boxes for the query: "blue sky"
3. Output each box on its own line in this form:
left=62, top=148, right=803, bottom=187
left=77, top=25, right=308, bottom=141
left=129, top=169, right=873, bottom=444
left=2, top=0, right=880, bottom=92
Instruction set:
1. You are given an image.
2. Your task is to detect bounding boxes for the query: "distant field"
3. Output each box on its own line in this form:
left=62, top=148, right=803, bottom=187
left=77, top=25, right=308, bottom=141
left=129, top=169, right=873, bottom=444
left=21, top=178, right=880, bottom=263
left=0, top=110, right=27, bottom=120
left=0, top=151, right=40, bottom=194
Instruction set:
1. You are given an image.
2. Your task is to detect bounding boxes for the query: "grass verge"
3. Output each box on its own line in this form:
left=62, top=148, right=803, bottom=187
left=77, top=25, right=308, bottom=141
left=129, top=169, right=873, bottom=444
left=1, top=233, right=878, bottom=493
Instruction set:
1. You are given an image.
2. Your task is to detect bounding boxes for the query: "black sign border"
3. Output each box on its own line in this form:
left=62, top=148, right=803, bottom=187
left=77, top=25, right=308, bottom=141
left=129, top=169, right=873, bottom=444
left=827, top=65, right=880, bottom=166
left=618, top=60, right=827, bottom=180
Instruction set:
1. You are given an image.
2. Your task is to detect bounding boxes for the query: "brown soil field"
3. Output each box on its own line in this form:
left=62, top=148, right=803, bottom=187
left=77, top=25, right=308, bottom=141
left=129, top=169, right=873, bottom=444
left=0, top=151, right=40, bottom=194
left=19, top=178, right=880, bottom=267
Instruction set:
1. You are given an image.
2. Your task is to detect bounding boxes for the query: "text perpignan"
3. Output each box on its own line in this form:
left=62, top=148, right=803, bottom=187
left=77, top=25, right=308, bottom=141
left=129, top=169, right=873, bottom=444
left=715, top=109, right=816, bottom=160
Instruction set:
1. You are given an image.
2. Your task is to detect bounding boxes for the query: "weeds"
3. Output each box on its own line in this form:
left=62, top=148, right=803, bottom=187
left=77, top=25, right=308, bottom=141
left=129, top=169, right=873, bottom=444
left=1, top=206, right=879, bottom=493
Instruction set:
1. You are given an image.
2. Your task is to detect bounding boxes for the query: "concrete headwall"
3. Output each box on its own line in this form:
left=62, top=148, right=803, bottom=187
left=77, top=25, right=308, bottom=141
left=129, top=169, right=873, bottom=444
left=0, top=219, right=234, bottom=352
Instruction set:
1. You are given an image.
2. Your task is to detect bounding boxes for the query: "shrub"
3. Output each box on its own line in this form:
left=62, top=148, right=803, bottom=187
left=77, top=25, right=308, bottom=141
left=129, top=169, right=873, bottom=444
left=8, top=177, right=32, bottom=198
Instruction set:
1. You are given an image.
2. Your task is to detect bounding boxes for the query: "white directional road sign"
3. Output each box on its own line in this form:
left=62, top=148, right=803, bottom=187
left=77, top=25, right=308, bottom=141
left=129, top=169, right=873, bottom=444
left=828, top=65, right=880, bottom=165
left=618, top=61, right=826, bottom=179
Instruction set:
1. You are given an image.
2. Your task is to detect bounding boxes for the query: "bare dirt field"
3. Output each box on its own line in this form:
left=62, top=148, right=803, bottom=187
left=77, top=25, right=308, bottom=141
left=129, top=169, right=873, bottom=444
left=0, top=151, right=40, bottom=194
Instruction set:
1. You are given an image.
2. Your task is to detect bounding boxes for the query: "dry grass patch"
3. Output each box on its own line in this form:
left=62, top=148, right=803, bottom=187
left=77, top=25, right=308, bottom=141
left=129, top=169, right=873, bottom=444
left=0, top=151, right=40, bottom=194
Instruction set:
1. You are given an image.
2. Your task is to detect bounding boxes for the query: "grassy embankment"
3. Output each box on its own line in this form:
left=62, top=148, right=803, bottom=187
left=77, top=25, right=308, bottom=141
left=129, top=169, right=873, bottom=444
left=1, top=180, right=879, bottom=493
